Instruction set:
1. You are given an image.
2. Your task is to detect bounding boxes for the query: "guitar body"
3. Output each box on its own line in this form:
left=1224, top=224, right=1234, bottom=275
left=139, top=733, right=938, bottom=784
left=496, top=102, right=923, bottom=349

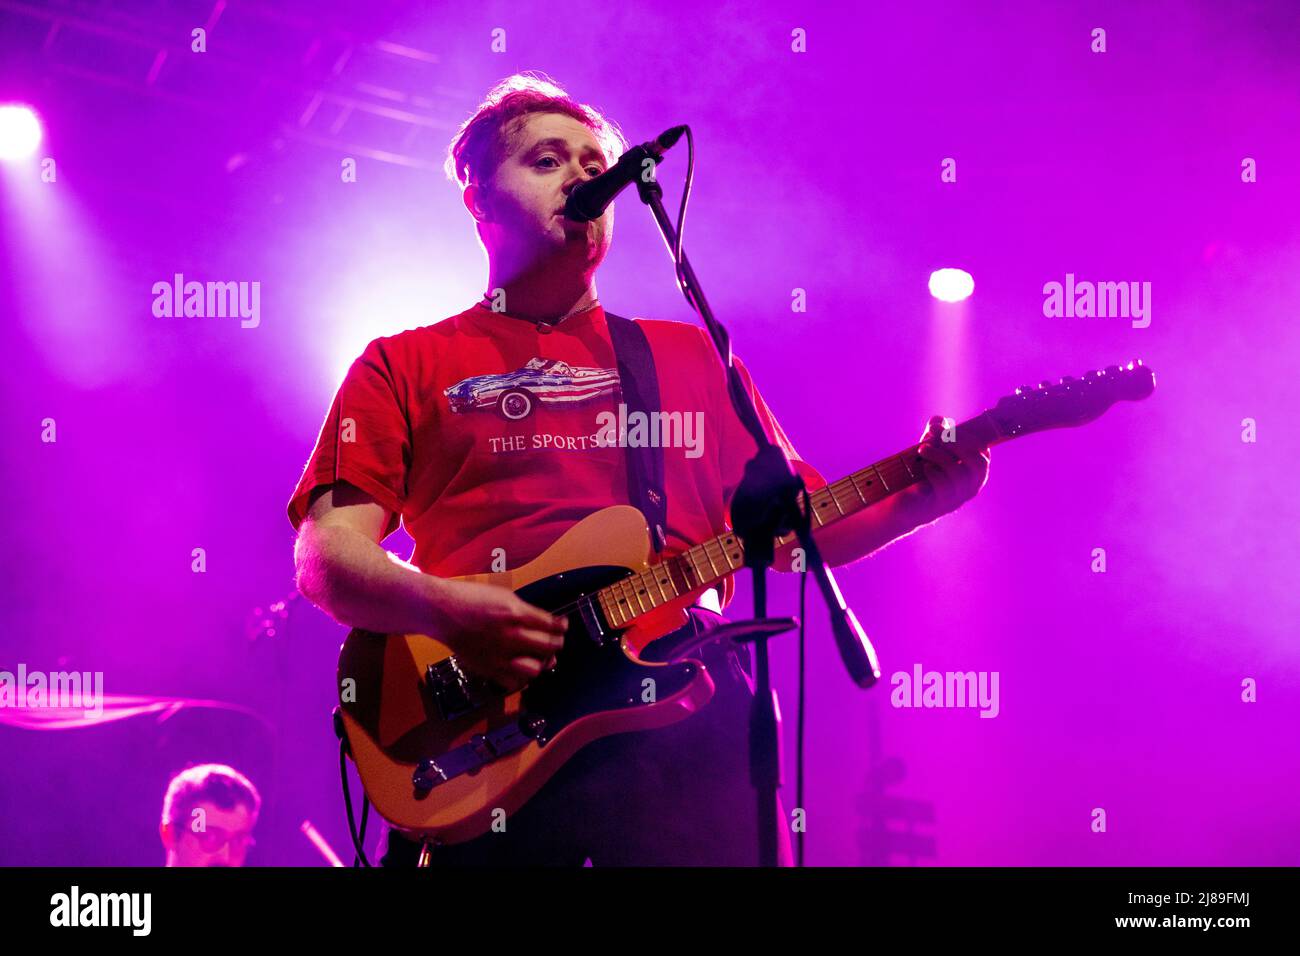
left=336, top=505, right=718, bottom=846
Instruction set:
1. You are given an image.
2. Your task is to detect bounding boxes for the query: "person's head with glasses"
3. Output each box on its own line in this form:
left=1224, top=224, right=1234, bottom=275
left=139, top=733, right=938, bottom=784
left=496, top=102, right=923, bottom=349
left=160, top=764, right=261, bottom=867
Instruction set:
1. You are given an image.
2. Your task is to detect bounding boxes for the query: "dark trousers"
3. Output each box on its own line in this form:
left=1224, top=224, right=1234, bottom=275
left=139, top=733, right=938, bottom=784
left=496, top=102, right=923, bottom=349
left=381, top=606, right=793, bottom=866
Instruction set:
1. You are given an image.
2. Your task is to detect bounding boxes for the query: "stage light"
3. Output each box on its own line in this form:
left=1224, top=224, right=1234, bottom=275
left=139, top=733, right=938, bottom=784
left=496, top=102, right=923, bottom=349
left=928, top=268, right=974, bottom=303
left=0, top=104, right=42, bottom=161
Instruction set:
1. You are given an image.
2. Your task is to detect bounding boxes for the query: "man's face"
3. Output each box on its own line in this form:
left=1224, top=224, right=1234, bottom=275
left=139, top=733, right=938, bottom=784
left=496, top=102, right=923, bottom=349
left=163, top=800, right=256, bottom=867
left=467, top=111, right=615, bottom=271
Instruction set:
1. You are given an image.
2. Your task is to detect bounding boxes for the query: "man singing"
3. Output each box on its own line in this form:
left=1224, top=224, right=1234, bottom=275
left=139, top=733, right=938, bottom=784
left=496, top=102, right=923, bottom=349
left=287, top=73, right=989, bottom=866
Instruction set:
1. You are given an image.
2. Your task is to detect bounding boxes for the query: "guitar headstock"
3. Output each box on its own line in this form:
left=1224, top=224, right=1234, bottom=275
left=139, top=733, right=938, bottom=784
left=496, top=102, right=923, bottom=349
left=988, top=360, right=1155, bottom=440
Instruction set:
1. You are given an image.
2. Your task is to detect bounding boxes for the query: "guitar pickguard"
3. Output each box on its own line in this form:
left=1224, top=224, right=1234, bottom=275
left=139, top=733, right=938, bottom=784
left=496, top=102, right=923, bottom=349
left=401, top=564, right=701, bottom=792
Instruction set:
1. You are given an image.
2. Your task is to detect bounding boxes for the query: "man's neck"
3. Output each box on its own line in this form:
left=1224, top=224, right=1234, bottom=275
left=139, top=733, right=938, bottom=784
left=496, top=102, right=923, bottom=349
left=485, top=262, right=598, bottom=326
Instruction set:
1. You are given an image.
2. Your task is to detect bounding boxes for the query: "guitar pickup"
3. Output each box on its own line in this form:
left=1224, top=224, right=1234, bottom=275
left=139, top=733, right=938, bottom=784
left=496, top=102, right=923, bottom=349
left=425, top=658, right=492, bottom=722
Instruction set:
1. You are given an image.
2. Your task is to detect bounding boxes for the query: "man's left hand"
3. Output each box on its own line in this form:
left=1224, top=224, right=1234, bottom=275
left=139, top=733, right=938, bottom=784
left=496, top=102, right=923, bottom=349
left=896, top=414, right=991, bottom=528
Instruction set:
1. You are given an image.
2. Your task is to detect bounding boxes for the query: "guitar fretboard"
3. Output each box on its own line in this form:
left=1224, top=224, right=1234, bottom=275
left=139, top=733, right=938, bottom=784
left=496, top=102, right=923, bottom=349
left=595, top=411, right=1000, bottom=628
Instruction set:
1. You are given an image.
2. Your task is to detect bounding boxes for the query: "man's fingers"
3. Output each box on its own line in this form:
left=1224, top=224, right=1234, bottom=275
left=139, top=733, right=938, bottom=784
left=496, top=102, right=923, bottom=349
left=919, top=435, right=991, bottom=468
left=921, top=414, right=993, bottom=461
left=917, top=441, right=960, bottom=467
left=510, top=656, right=543, bottom=676
left=510, top=627, right=565, bottom=657
left=921, top=415, right=950, bottom=445
left=907, top=415, right=992, bottom=516
left=917, top=458, right=955, bottom=499
left=516, top=602, right=568, bottom=634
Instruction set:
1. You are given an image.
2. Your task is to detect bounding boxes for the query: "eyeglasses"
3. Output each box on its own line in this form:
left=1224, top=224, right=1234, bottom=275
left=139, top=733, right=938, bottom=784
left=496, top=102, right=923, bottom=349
left=187, top=825, right=256, bottom=853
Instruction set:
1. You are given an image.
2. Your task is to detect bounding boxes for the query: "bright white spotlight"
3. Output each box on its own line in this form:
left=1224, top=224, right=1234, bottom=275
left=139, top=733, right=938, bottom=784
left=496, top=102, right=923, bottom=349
left=0, top=104, right=42, bottom=161
left=928, top=268, right=974, bottom=303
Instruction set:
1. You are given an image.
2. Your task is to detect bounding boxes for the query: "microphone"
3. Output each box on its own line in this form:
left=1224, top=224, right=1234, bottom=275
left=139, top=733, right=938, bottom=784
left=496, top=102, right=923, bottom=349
left=563, top=125, right=687, bottom=223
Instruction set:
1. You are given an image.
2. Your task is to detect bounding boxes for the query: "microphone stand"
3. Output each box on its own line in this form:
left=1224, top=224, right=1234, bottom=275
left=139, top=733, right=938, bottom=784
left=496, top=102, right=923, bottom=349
left=631, top=171, right=882, bottom=868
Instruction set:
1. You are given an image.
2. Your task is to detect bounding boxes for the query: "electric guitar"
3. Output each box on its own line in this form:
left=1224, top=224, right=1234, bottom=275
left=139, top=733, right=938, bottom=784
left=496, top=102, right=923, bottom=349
left=336, top=361, right=1155, bottom=844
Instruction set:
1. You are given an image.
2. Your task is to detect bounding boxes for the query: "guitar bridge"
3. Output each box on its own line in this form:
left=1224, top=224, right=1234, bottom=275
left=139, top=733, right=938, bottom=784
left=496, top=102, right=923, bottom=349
left=411, top=716, right=547, bottom=793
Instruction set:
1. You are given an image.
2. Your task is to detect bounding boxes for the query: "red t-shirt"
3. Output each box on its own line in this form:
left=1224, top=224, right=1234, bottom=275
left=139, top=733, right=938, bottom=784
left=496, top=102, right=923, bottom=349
left=286, top=302, right=824, bottom=609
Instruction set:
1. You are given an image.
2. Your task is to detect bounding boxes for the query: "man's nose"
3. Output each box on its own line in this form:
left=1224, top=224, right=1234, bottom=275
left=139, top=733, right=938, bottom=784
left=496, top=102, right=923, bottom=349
left=563, top=163, right=599, bottom=193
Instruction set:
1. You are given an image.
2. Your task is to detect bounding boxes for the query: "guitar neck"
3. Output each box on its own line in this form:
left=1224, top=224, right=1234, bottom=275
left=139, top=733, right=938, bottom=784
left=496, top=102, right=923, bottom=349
left=596, top=412, right=1006, bottom=629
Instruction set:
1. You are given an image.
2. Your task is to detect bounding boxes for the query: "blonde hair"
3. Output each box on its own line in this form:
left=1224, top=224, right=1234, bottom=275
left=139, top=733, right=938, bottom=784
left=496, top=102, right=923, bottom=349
left=444, top=71, right=628, bottom=192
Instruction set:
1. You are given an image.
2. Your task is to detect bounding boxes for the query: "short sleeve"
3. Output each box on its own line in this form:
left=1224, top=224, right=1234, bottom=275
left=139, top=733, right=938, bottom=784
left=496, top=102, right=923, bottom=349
left=286, top=337, right=410, bottom=538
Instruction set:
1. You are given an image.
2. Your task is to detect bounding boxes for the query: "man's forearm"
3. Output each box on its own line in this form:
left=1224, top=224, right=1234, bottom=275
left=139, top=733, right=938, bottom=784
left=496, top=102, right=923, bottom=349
left=294, top=523, right=448, bottom=635
left=774, top=494, right=926, bottom=572
left=817, top=494, right=928, bottom=567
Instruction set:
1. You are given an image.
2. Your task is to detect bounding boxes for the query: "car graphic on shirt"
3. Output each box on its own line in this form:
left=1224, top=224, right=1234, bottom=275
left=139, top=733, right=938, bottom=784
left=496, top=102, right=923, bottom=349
left=443, top=357, right=621, bottom=421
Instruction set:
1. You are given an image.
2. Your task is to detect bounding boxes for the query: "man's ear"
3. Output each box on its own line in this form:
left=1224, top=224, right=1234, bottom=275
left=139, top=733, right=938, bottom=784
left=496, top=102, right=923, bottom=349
left=159, top=821, right=174, bottom=850
left=464, top=183, right=493, bottom=224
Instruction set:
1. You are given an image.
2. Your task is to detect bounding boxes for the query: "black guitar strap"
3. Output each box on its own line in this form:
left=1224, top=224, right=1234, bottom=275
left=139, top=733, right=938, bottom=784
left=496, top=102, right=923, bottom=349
left=605, top=311, right=668, bottom=555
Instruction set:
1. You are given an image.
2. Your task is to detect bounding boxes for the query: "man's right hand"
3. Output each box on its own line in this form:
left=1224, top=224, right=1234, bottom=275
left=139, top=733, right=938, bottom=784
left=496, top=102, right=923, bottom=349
left=430, top=579, right=567, bottom=694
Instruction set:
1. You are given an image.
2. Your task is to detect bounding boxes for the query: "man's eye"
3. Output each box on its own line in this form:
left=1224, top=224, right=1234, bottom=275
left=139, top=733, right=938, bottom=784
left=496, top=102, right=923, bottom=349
left=534, top=156, right=603, bottom=176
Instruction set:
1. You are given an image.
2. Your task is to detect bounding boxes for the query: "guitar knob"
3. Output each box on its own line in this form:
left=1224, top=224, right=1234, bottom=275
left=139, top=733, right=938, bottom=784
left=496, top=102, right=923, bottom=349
left=1039, top=380, right=1052, bottom=389
left=412, top=759, right=447, bottom=793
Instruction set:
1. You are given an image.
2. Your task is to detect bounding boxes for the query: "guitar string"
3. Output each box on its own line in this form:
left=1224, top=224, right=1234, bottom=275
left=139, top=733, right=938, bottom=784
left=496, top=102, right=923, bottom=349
left=521, top=416, right=1042, bottom=623
left=475, top=396, right=1100, bottom=631
left=531, top=452, right=934, bottom=623
left=466, top=397, right=1111, bottom=627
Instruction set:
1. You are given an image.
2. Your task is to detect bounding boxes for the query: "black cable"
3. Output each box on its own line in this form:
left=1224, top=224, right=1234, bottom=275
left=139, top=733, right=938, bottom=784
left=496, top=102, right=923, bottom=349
left=797, top=491, right=809, bottom=868
left=673, top=126, right=695, bottom=308
left=358, top=795, right=370, bottom=862
left=339, top=740, right=372, bottom=867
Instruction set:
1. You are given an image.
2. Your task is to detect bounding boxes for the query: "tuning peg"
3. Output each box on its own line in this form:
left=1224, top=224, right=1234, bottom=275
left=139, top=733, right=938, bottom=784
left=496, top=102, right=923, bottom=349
left=1039, top=380, right=1052, bottom=389
left=1017, top=385, right=1033, bottom=395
